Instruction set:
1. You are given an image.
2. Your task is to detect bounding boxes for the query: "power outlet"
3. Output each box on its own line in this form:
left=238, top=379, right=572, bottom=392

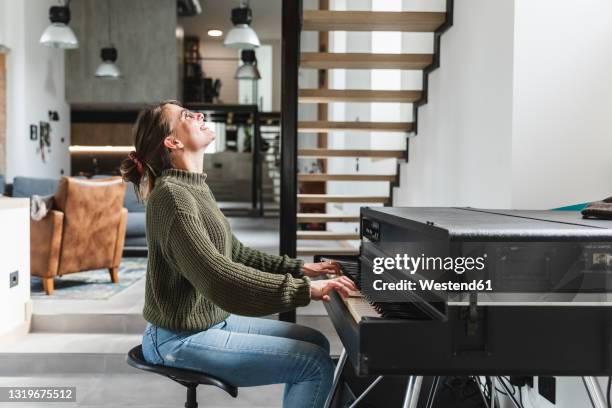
left=9, top=271, right=19, bottom=288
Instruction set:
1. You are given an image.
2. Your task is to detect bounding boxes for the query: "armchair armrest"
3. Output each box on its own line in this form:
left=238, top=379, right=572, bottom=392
left=30, top=210, right=64, bottom=278
left=112, top=208, right=128, bottom=267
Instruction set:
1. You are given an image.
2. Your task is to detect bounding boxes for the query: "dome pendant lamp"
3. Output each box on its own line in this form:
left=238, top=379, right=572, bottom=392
left=224, top=0, right=260, bottom=50
left=39, top=0, right=79, bottom=49
left=235, top=50, right=261, bottom=80
left=95, top=0, right=121, bottom=79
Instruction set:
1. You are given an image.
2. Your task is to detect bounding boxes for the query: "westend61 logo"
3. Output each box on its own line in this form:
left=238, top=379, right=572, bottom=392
left=372, top=254, right=487, bottom=275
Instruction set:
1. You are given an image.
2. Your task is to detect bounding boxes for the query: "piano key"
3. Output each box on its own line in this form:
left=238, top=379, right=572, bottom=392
left=342, top=289, right=382, bottom=321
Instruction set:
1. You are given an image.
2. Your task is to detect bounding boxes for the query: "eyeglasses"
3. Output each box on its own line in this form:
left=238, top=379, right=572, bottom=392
left=170, top=109, right=210, bottom=135
left=180, top=109, right=211, bottom=122
left=180, top=109, right=198, bottom=121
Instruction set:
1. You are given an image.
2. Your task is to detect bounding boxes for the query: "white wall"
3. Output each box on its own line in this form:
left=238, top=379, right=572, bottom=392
left=2, top=0, right=71, bottom=181
left=0, top=199, right=30, bottom=337
left=0, top=1, right=7, bottom=47
left=395, top=0, right=515, bottom=208
left=393, top=0, right=612, bottom=406
left=396, top=0, right=612, bottom=211
left=511, top=0, right=612, bottom=209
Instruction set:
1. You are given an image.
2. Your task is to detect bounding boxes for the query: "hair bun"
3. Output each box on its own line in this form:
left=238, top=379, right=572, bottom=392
left=128, top=151, right=145, bottom=175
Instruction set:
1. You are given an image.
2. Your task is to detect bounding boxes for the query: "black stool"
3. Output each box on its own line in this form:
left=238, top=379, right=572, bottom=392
left=127, top=345, right=238, bottom=408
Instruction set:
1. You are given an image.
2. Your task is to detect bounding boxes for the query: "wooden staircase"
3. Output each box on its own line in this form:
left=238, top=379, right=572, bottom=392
left=302, top=10, right=446, bottom=32
left=299, top=89, right=422, bottom=103
left=280, top=1, right=454, bottom=260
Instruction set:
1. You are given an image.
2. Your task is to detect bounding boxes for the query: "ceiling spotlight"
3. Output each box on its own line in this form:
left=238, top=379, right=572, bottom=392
left=95, top=0, right=121, bottom=79
left=40, top=2, right=79, bottom=49
left=235, top=50, right=261, bottom=80
left=207, top=29, right=223, bottom=37
left=224, top=0, right=260, bottom=49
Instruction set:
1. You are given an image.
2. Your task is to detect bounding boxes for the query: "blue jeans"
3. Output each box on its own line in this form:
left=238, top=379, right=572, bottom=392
left=142, top=315, right=334, bottom=408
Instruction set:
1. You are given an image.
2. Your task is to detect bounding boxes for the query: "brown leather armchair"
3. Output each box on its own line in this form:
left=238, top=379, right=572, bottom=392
left=31, top=177, right=128, bottom=295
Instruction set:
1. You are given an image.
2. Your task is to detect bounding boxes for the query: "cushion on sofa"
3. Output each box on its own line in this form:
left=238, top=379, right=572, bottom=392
left=12, top=177, right=59, bottom=198
left=124, top=185, right=146, bottom=213
left=0, top=174, right=5, bottom=195
left=124, top=236, right=147, bottom=248
left=126, top=212, right=146, bottom=237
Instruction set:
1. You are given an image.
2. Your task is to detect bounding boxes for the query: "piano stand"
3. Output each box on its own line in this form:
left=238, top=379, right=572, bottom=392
left=324, top=348, right=347, bottom=408
left=582, top=377, right=607, bottom=408
left=424, top=377, right=440, bottom=408
left=324, top=348, right=388, bottom=408
left=348, top=375, right=383, bottom=408
left=402, top=376, right=423, bottom=408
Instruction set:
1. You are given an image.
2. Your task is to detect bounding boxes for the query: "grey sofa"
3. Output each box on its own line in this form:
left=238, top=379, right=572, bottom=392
left=123, top=186, right=146, bottom=247
left=1, top=175, right=147, bottom=249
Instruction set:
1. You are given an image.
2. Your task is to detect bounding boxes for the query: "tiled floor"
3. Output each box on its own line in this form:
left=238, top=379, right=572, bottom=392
left=0, top=216, right=341, bottom=407
left=0, top=374, right=284, bottom=408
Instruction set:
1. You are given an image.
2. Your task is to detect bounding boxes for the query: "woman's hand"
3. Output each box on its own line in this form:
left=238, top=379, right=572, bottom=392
left=301, top=260, right=342, bottom=278
left=310, top=276, right=357, bottom=302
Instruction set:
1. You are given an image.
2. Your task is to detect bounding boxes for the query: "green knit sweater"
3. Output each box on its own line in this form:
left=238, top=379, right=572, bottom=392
left=143, top=168, right=310, bottom=331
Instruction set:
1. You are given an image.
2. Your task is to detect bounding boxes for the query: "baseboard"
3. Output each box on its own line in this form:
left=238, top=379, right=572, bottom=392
left=0, top=300, right=33, bottom=344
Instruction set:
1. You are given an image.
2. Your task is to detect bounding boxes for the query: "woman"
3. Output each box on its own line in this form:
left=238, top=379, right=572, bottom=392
left=120, top=100, right=357, bottom=408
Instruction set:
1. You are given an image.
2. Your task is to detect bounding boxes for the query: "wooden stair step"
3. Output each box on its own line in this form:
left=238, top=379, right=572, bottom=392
left=299, top=89, right=422, bottom=103
left=298, top=174, right=396, bottom=182
left=298, top=194, right=390, bottom=204
left=298, top=149, right=405, bottom=158
left=297, top=231, right=360, bottom=240
left=298, top=213, right=360, bottom=222
left=298, top=121, right=413, bottom=133
left=301, top=52, right=432, bottom=70
left=302, top=10, right=446, bottom=32
left=296, top=246, right=360, bottom=256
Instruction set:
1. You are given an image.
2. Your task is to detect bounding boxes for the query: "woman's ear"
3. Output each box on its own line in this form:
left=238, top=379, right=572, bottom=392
left=163, top=136, right=183, bottom=150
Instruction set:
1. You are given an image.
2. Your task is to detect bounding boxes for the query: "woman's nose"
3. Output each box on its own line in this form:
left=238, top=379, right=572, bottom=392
left=196, top=112, right=204, bottom=121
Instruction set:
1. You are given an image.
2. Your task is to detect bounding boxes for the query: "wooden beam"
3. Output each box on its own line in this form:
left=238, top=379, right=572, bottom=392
left=298, top=174, right=397, bottom=182
left=303, top=11, right=446, bottom=32
left=301, top=52, right=432, bottom=70
left=298, top=121, right=413, bottom=133
left=297, top=213, right=360, bottom=222
left=298, top=149, right=405, bottom=158
left=299, top=89, right=422, bottom=103
left=296, top=246, right=360, bottom=256
left=297, top=231, right=360, bottom=240
left=298, top=194, right=390, bottom=204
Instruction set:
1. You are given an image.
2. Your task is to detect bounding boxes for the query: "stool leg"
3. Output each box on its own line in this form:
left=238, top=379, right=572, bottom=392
left=185, top=385, right=198, bottom=408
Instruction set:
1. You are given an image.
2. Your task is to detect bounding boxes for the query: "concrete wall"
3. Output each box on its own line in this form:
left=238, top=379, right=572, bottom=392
left=1, top=0, right=71, bottom=181
left=66, top=0, right=177, bottom=104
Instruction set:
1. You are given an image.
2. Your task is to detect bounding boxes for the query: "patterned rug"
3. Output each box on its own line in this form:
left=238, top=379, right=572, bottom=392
left=31, top=258, right=147, bottom=300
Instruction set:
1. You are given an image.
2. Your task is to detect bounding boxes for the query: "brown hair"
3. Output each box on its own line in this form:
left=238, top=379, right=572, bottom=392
left=120, top=100, right=181, bottom=201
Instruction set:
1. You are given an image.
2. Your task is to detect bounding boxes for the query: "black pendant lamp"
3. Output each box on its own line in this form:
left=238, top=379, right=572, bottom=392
left=95, top=0, right=121, bottom=78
